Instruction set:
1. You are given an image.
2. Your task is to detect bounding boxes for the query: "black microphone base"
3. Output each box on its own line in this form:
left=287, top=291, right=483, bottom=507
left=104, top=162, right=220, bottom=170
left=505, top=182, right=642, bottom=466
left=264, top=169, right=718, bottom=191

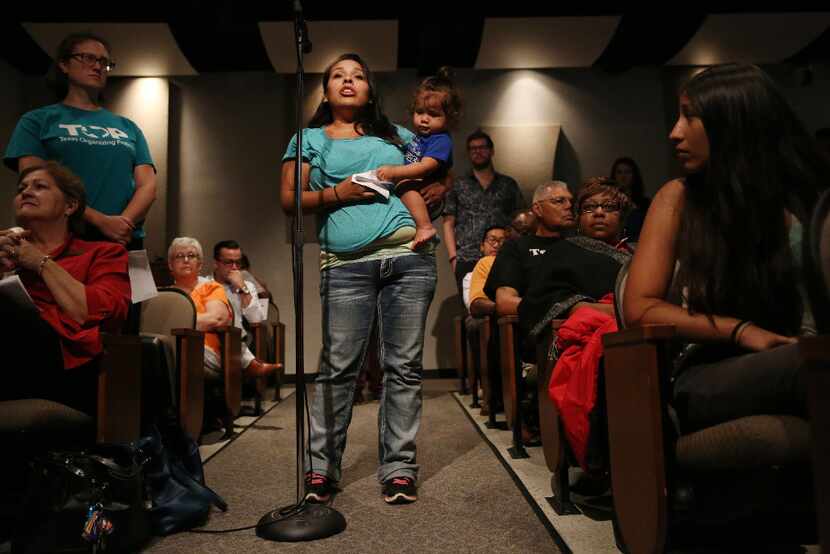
left=256, top=503, right=346, bottom=542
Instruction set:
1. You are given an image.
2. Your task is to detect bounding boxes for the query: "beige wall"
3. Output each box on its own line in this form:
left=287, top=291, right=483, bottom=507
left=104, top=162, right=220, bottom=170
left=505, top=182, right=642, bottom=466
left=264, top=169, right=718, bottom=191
left=106, top=77, right=170, bottom=260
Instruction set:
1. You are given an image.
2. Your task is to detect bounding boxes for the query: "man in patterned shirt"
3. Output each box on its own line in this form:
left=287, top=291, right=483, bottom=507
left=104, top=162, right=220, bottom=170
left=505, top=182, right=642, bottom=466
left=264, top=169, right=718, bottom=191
left=443, top=129, right=525, bottom=295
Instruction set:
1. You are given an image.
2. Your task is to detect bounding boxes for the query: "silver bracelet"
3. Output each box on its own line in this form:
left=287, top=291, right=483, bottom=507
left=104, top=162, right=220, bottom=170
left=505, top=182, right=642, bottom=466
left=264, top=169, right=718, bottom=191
left=38, top=255, right=51, bottom=276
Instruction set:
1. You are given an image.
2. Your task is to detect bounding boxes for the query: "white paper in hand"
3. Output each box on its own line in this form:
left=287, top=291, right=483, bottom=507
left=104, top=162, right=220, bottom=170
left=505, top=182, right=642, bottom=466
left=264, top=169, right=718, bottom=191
left=0, top=274, right=38, bottom=316
left=128, top=249, right=159, bottom=304
left=351, top=171, right=392, bottom=199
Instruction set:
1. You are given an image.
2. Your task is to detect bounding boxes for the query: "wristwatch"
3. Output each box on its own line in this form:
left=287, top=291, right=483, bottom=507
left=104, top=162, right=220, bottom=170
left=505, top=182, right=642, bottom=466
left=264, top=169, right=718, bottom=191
left=236, top=286, right=251, bottom=295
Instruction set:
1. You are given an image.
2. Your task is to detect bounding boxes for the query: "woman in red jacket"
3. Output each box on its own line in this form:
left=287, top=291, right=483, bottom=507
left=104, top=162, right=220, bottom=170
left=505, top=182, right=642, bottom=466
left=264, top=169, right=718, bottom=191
left=0, top=161, right=130, bottom=416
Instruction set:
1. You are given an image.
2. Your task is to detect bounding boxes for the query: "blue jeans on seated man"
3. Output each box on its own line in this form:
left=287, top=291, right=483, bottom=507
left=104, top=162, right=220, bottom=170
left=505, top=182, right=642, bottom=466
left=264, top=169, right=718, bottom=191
left=306, top=252, right=437, bottom=484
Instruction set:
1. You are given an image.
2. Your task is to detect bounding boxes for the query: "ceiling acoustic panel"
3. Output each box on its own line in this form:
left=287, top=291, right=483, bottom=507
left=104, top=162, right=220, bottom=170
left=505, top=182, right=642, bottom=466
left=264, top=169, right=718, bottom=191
left=23, top=22, right=197, bottom=76
left=475, top=17, right=620, bottom=69
left=668, top=13, right=830, bottom=66
left=259, top=20, right=398, bottom=73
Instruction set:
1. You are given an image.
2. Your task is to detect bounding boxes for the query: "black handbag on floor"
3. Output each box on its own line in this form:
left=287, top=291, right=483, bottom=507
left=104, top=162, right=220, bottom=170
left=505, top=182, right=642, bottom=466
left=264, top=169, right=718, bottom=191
left=15, top=443, right=151, bottom=553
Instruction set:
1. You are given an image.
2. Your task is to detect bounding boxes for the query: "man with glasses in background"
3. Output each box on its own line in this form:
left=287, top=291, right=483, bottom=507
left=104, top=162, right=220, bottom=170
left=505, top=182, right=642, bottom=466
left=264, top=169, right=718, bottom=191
left=464, top=226, right=507, bottom=316
left=443, top=129, right=524, bottom=296
left=209, top=240, right=276, bottom=378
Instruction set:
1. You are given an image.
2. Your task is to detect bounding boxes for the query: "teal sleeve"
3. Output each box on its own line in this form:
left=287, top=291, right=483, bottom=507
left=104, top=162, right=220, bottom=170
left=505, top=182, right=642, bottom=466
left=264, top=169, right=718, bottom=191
left=282, top=130, right=312, bottom=162
left=132, top=124, right=155, bottom=170
left=4, top=112, right=47, bottom=171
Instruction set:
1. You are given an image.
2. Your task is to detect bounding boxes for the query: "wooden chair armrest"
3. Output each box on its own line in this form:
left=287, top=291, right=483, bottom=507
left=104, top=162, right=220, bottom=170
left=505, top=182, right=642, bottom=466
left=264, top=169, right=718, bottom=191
left=801, top=335, right=830, bottom=554
left=175, top=330, right=205, bottom=440
left=98, top=333, right=143, bottom=444
left=477, top=315, right=493, bottom=411
left=497, top=315, right=519, bottom=428
left=250, top=322, right=269, bottom=361
left=171, top=328, right=203, bottom=338
left=248, top=323, right=269, bottom=394
left=538, top=326, right=566, bottom=474
left=603, top=325, right=676, bottom=554
left=602, top=323, right=676, bottom=348
left=453, top=315, right=467, bottom=384
left=497, top=315, right=519, bottom=326
left=215, top=326, right=242, bottom=418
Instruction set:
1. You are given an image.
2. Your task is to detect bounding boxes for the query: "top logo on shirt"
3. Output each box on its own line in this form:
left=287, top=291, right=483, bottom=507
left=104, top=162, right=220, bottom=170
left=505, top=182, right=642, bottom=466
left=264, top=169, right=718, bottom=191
left=57, top=124, right=134, bottom=150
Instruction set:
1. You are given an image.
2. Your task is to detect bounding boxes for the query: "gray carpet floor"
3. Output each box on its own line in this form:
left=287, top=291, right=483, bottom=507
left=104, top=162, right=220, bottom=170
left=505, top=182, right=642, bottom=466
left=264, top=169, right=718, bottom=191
left=146, top=380, right=561, bottom=553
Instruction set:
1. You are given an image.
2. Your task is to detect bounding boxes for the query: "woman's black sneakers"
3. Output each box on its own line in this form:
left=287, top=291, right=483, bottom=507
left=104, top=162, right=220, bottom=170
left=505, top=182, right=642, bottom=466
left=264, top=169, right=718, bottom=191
left=382, top=476, right=417, bottom=504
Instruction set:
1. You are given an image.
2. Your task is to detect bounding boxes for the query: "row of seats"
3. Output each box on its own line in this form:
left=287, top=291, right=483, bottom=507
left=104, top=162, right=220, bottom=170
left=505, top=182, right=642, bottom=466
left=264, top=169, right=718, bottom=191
left=1, top=289, right=287, bottom=453
left=140, top=287, right=286, bottom=440
left=456, top=306, right=830, bottom=553
left=452, top=191, right=830, bottom=553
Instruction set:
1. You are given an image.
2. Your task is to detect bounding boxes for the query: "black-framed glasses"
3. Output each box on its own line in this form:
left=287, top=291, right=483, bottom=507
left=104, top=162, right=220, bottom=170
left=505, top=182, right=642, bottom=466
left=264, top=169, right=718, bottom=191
left=581, top=202, right=621, bottom=214
left=173, top=252, right=200, bottom=262
left=217, top=259, right=242, bottom=268
left=70, top=52, right=116, bottom=72
left=484, top=235, right=506, bottom=246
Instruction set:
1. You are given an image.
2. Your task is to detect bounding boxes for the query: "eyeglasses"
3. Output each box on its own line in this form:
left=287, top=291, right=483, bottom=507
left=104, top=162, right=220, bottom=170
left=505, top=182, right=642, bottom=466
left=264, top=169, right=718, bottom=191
left=173, top=252, right=200, bottom=262
left=484, top=236, right=506, bottom=246
left=69, top=52, right=116, bottom=72
left=536, top=196, right=573, bottom=208
left=217, top=259, right=242, bottom=268
left=581, top=202, right=621, bottom=214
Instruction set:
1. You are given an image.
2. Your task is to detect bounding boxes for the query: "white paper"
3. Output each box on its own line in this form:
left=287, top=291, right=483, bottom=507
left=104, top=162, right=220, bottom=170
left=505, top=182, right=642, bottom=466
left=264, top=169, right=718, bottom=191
left=0, top=274, right=39, bottom=316
left=128, top=249, right=159, bottom=304
left=351, top=171, right=392, bottom=199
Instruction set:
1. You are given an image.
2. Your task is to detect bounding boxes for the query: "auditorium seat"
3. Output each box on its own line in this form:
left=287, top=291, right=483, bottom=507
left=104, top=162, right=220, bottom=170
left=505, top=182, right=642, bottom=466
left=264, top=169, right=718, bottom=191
left=535, top=319, right=580, bottom=515
left=603, top=260, right=817, bottom=552
left=0, top=333, right=143, bottom=446
left=140, top=287, right=205, bottom=439
left=267, top=300, right=286, bottom=401
left=803, top=187, right=830, bottom=553
left=453, top=315, right=470, bottom=396
left=497, top=315, right=531, bottom=459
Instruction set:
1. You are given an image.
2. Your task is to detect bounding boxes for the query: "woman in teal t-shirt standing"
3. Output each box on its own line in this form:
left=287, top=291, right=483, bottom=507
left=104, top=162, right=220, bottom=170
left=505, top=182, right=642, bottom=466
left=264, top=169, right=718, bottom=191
left=282, top=53, right=437, bottom=506
left=4, top=32, right=156, bottom=250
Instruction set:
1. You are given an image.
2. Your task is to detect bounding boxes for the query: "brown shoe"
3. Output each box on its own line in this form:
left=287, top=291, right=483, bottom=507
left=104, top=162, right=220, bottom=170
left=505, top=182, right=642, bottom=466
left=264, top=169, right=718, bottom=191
left=245, top=358, right=278, bottom=378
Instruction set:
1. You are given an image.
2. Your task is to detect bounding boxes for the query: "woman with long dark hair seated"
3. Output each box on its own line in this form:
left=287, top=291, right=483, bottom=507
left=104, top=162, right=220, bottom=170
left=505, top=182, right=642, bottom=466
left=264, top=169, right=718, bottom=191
left=624, top=63, right=829, bottom=433
left=0, top=162, right=130, bottom=417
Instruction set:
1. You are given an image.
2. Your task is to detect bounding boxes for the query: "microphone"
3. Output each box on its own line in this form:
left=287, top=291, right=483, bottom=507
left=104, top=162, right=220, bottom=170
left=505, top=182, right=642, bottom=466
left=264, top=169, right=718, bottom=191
left=293, top=0, right=313, bottom=54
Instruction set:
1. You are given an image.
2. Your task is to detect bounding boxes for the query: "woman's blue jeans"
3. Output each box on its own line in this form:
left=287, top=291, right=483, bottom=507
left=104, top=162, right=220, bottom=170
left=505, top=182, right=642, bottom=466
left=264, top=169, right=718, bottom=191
left=306, top=252, right=437, bottom=483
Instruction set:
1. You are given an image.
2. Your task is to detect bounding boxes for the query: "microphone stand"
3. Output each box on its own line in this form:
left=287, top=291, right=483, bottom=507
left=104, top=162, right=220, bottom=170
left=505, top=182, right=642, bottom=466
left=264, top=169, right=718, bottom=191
left=256, top=2, right=346, bottom=541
